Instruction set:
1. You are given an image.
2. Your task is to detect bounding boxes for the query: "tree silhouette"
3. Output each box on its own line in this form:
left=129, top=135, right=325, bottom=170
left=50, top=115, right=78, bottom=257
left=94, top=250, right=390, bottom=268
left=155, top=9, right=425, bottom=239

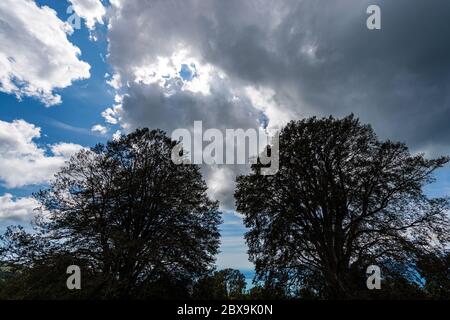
left=417, top=252, right=450, bottom=299
left=1, top=119, right=449, bottom=300
left=193, top=268, right=247, bottom=299
left=235, top=115, right=450, bottom=299
left=0, top=129, right=222, bottom=299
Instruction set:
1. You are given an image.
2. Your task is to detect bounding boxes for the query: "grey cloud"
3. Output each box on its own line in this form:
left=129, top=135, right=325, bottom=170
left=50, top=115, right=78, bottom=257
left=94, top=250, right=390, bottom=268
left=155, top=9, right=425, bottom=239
left=110, top=0, right=450, bottom=153
left=120, top=82, right=260, bottom=133
left=116, top=79, right=261, bottom=210
left=107, top=0, right=450, bottom=208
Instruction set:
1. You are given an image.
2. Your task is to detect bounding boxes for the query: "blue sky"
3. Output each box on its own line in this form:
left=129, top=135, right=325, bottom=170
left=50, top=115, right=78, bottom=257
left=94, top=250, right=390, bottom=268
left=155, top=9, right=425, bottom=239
left=1, top=0, right=450, bottom=286
left=0, top=0, right=253, bottom=278
left=0, top=0, right=112, bottom=219
left=0, top=1, right=113, bottom=148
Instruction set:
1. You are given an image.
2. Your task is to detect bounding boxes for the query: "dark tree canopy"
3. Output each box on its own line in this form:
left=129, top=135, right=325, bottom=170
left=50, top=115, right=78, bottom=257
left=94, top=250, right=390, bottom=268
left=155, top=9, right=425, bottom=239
left=0, top=129, right=222, bottom=299
left=417, top=252, right=450, bottom=299
left=193, top=268, right=247, bottom=300
left=235, top=115, right=450, bottom=299
left=1, top=118, right=449, bottom=300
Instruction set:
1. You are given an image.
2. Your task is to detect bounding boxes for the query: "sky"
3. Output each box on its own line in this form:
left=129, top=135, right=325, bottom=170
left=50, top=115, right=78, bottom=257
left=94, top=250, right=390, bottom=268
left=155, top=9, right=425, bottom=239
left=1, top=0, right=450, bottom=281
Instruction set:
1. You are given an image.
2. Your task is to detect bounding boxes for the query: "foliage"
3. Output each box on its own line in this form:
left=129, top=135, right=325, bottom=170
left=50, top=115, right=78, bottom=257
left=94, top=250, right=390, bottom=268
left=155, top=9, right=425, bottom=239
left=235, top=115, right=450, bottom=299
left=0, top=129, right=222, bottom=299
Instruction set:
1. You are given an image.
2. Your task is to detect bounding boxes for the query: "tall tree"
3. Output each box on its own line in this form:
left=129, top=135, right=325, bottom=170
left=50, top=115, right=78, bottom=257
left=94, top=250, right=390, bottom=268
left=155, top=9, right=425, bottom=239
left=0, top=129, right=222, bottom=299
left=235, top=115, right=450, bottom=299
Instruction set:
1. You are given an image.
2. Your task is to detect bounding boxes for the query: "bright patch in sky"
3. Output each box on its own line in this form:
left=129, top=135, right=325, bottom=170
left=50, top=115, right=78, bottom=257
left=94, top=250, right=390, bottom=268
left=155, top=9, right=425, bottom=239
left=0, top=119, right=83, bottom=188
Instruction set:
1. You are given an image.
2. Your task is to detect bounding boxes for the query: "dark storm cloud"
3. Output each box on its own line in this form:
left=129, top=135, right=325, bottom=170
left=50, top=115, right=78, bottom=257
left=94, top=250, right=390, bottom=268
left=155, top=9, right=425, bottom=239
left=108, top=0, right=450, bottom=153
left=106, top=0, right=450, bottom=207
left=192, top=0, right=450, bottom=154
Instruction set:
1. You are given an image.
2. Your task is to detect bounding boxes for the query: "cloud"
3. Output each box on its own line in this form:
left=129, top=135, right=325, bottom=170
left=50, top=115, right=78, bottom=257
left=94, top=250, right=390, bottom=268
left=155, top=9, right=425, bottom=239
left=204, top=165, right=249, bottom=212
left=104, top=0, right=450, bottom=211
left=107, top=0, right=450, bottom=158
left=0, top=119, right=84, bottom=188
left=104, top=4, right=294, bottom=209
left=106, top=73, right=122, bottom=90
left=101, top=95, right=122, bottom=125
left=101, top=48, right=263, bottom=209
left=0, top=0, right=90, bottom=106
left=112, top=129, right=122, bottom=141
left=0, top=193, right=39, bottom=222
left=51, top=142, right=85, bottom=158
left=216, top=213, right=253, bottom=270
left=216, top=251, right=253, bottom=271
left=91, top=124, right=108, bottom=134
left=68, top=0, right=105, bottom=30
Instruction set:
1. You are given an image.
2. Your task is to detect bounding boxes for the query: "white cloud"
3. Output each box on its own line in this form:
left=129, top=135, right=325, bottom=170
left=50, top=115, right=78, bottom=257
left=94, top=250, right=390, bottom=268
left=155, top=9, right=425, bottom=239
left=205, top=166, right=238, bottom=209
left=132, top=49, right=214, bottom=96
left=50, top=142, right=84, bottom=158
left=0, top=119, right=84, bottom=188
left=0, top=0, right=90, bottom=106
left=91, top=124, right=108, bottom=134
left=244, top=85, right=296, bottom=131
left=68, top=0, right=105, bottom=30
left=112, top=129, right=122, bottom=141
left=101, top=101, right=122, bottom=125
left=0, top=193, right=39, bottom=222
left=106, top=73, right=122, bottom=90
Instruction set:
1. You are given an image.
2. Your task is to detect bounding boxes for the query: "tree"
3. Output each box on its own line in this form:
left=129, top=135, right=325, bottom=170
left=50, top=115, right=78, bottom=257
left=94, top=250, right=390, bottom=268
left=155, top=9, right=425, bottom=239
left=417, top=252, right=450, bottom=299
left=193, top=268, right=247, bottom=299
left=0, top=129, right=222, bottom=299
left=235, top=115, right=450, bottom=299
